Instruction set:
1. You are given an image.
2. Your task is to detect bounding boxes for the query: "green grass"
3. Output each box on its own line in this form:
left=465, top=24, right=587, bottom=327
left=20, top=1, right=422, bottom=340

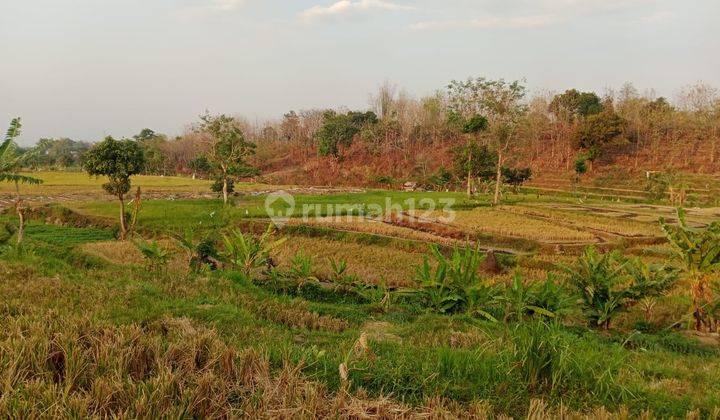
left=24, top=223, right=114, bottom=246
left=1, top=230, right=719, bottom=417
left=2, top=184, right=720, bottom=417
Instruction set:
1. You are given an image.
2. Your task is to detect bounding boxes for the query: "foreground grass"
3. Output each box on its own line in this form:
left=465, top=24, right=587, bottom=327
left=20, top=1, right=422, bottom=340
left=1, top=231, right=719, bottom=417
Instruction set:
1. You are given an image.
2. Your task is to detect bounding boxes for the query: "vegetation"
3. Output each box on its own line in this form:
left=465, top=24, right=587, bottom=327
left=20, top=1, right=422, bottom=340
left=2, top=78, right=720, bottom=418
left=197, top=113, right=258, bottom=205
left=0, top=118, right=43, bottom=245
left=660, top=209, right=720, bottom=331
left=82, top=136, right=145, bottom=240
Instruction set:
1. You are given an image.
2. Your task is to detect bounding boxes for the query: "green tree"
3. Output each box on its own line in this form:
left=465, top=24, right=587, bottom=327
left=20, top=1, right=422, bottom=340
left=0, top=118, right=43, bottom=245
left=549, top=89, right=603, bottom=120
left=198, top=113, right=257, bottom=205
left=447, top=77, right=527, bottom=204
left=133, top=128, right=168, bottom=175
left=83, top=136, right=145, bottom=240
left=452, top=141, right=497, bottom=196
left=501, top=167, right=532, bottom=192
left=574, top=111, right=626, bottom=165
left=316, top=110, right=378, bottom=157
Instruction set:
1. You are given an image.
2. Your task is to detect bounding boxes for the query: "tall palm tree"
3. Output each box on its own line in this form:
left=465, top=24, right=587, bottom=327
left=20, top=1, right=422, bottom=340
left=0, top=118, right=42, bottom=245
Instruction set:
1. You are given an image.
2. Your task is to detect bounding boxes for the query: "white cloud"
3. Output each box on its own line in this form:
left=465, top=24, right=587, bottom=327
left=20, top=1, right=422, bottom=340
left=177, top=0, right=247, bottom=19
left=637, top=10, right=675, bottom=24
left=212, top=0, right=246, bottom=11
left=299, top=0, right=414, bottom=23
left=410, top=14, right=561, bottom=31
left=535, top=0, right=655, bottom=12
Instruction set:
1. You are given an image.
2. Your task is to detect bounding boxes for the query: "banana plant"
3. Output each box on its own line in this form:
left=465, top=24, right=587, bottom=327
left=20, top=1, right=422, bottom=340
left=0, top=118, right=43, bottom=245
left=288, top=252, right=320, bottom=288
left=500, top=274, right=556, bottom=322
left=175, top=228, right=220, bottom=272
left=660, top=208, right=720, bottom=331
left=415, top=244, right=493, bottom=315
left=221, top=225, right=287, bottom=277
left=563, top=247, right=677, bottom=330
left=134, top=240, right=170, bottom=272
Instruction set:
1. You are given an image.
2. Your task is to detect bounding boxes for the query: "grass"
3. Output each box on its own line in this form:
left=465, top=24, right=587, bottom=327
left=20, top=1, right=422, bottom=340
left=0, top=171, right=216, bottom=196
left=2, top=183, right=720, bottom=417
left=424, top=207, right=598, bottom=243
left=1, top=231, right=718, bottom=417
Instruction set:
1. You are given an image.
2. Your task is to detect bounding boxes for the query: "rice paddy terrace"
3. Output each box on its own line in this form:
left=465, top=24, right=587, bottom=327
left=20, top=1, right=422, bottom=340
left=2, top=173, right=720, bottom=418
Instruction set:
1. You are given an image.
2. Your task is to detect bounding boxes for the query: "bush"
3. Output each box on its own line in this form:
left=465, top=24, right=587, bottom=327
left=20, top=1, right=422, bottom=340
left=220, top=226, right=286, bottom=277
left=563, top=247, right=677, bottom=329
left=211, top=178, right=234, bottom=195
left=415, top=245, right=497, bottom=317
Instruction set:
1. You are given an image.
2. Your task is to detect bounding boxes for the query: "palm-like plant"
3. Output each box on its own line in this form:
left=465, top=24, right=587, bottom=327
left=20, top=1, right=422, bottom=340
left=134, top=240, right=170, bottom=272
left=500, top=274, right=556, bottom=322
left=415, top=244, right=497, bottom=317
left=288, top=252, right=319, bottom=286
left=0, top=118, right=43, bottom=245
left=564, top=247, right=677, bottom=330
left=221, top=225, right=286, bottom=277
left=660, top=208, right=720, bottom=331
left=175, top=228, right=220, bottom=272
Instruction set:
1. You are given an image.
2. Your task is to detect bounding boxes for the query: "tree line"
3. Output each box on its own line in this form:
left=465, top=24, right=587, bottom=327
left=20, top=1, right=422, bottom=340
left=13, top=78, right=720, bottom=192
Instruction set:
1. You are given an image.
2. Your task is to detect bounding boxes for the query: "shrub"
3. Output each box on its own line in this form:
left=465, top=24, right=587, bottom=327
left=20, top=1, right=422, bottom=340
left=415, top=245, right=497, bottom=318
left=134, top=240, right=170, bottom=272
left=288, top=252, right=319, bottom=285
left=221, top=226, right=286, bottom=277
left=176, top=229, right=220, bottom=272
left=660, top=208, right=720, bottom=331
left=563, top=247, right=677, bottom=329
left=500, top=274, right=560, bottom=322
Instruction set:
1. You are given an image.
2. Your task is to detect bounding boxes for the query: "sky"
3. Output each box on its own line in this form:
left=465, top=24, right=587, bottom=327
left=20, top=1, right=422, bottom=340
left=1, top=0, right=718, bottom=145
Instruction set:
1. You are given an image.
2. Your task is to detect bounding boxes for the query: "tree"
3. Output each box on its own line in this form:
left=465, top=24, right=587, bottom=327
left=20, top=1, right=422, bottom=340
left=316, top=110, right=378, bottom=157
left=198, top=113, right=257, bottom=205
left=452, top=141, right=496, bottom=196
left=502, top=167, right=532, bottom=192
left=549, top=89, right=603, bottom=120
left=134, top=128, right=168, bottom=175
left=449, top=113, right=489, bottom=196
left=448, top=77, right=528, bottom=204
left=83, top=136, right=145, bottom=240
left=574, top=110, right=626, bottom=164
left=0, top=118, right=43, bottom=245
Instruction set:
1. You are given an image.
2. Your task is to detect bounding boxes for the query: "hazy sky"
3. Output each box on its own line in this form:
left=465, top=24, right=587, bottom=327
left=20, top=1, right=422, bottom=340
left=2, top=0, right=718, bottom=145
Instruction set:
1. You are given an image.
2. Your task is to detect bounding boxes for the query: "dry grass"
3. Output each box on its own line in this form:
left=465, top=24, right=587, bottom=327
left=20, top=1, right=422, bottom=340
left=80, top=241, right=146, bottom=265
left=275, top=236, right=425, bottom=287
left=287, top=216, right=461, bottom=247
left=513, top=205, right=661, bottom=237
left=1, top=313, right=698, bottom=419
left=421, top=208, right=597, bottom=243
left=248, top=300, right=348, bottom=333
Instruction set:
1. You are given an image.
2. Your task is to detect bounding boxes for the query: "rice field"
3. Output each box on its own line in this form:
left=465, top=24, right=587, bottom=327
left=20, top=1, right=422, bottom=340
left=420, top=207, right=599, bottom=243
left=2, top=183, right=720, bottom=418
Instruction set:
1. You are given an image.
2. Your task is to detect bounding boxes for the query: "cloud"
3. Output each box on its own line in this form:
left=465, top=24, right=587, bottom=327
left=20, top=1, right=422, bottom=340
left=637, top=10, right=674, bottom=24
left=177, top=0, right=247, bottom=19
left=211, top=0, right=246, bottom=11
left=299, top=0, right=414, bottom=23
left=410, top=14, right=561, bottom=31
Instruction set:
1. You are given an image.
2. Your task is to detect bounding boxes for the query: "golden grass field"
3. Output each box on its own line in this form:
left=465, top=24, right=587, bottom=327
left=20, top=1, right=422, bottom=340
left=4, top=176, right=720, bottom=418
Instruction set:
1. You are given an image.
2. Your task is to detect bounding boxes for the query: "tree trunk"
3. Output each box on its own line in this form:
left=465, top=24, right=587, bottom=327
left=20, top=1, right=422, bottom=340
left=129, top=187, right=142, bottom=236
left=118, top=194, right=126, bottom=241
left=466, top=168, right=472, bottom=197
left=14, top=181, right=24, bottom=246
left=222, top=177, right=229, bottom=205
left=493, top=152, right=503, bottom=205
